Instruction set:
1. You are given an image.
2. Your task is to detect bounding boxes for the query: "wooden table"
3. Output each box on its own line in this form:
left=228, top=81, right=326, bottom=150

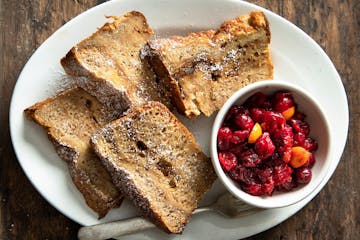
left=1, top=0, right=358, bottom=239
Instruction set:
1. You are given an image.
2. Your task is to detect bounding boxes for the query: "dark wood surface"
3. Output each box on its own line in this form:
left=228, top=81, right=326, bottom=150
left=0, top=0, right=358, bottom=239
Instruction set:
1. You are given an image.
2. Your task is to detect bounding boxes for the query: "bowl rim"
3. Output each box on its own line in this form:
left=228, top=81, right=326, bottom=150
left=210, top=79, right=333, bottom=208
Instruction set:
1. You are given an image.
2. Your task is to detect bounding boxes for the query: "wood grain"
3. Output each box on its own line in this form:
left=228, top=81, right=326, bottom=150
left=0, top=0, right=358, bottom=239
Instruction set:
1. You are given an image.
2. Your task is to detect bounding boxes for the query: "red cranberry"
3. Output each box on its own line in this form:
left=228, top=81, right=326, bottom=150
left=304, top=152, right=316, bottom=167
left=289, top=119, right=310, bottom=136
left=225, top=105, right=246, bottom=122
left=228, top=143, right=247, bottom=157
left=277, top=177, right=298, bottom=192
left=263, top=154, right=284, bottom=167
left=273, top=124, right=294, bottom=148
left=230, top=130, right=249, bottom=145
left=293, top=132, right=306, bottom=146
left=239, top=149, right=261, bottom=167
left=262, top=111, right=286, bottom=134
left=250, top=108, right=265, bottom=122
left=262, top=180, right=275, bottom=195
left=243, top=183, right=265, bottom=196
left=273, top=164, right=293, bottom=186
left=303, top=137, right=318, bottom=151
left=217, top=127, right=232, bottom=151
left=254, top=132, right=275, bottom=159
left=256, top=168, right=273, bottom=183
left=272, top=92, right=295, bottom=112
left=229, top=166, right=256, bottom=185
left=295, top=167, right=312, bottom=183
left=292, top=111, right=306, bottom=120
left=234, top=113, right=254, bottom=131
left=244, top=92, right=271, bottom=109
left=278, top=146, right=292, bottom=163
left=269, top=146, right=291, bottom=165
left=269, top=151, right=284, bottom=166
left=218, top=152, right=238, bottom=172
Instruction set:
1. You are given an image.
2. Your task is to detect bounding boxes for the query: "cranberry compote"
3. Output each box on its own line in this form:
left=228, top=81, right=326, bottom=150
left=217, top=91, right=318, bottom=196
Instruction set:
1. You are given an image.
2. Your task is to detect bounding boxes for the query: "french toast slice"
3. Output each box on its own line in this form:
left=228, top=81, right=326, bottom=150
left=144, top=11, right=273, bottom=118
left=24, top=87, right=123, bottom=218
left=91, top=101, right=217, bottom=233
left=61, top=11, right=170, bottom=118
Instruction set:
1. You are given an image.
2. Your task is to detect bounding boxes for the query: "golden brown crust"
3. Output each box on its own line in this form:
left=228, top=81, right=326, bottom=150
left=61, top=11, right=170, bottom=117
left=91, top=101, right=217, bottom=233
left=24, top=87, right=123, bottom=218
left=68, top=159, right=123, bottom=219
left=143, top=53, right=188, bottom=116
left=145, top=11, right=273, bottom=118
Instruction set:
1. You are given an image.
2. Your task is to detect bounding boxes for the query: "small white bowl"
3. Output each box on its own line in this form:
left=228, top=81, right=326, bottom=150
left=210, top=80, right=332, bottom=208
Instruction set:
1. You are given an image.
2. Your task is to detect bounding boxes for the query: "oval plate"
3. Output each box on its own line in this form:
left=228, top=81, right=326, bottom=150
left=9, top=0, right=348, bottom=239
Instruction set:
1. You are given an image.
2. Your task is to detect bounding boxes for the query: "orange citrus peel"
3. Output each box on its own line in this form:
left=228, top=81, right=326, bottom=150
left=289, top=146, right=310, bottom=168
left=248, top=122, right=262, bottom=144
left=282, top=106, right=295, bottom=120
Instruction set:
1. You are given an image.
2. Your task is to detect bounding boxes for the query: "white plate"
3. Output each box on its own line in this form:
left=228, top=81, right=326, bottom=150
left=9, top=0, right=348, bottom=239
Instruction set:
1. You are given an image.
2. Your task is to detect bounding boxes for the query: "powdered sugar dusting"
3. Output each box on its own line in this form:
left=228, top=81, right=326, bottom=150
left=145, top=11, right=272, bottom=118
left=47, top=68, right=76, bottom=95
left=195, top=52, right=208, bottom=62
left=210, top=62, right=223, bottom=72
left=140, top=45, right=152, bottom=59
left=91, top=102, right=216, bottom=232
left=223, top=49, right=238, bottom=61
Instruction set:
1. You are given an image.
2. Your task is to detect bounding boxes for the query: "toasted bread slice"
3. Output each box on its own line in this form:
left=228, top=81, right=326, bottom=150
left=144, top=11, right=273, bottom=118
left=24, top=87, right=123, bottom=218
left=61, top=11, right=170, bottom=118
left=91, top=102, right=217, bottom=233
